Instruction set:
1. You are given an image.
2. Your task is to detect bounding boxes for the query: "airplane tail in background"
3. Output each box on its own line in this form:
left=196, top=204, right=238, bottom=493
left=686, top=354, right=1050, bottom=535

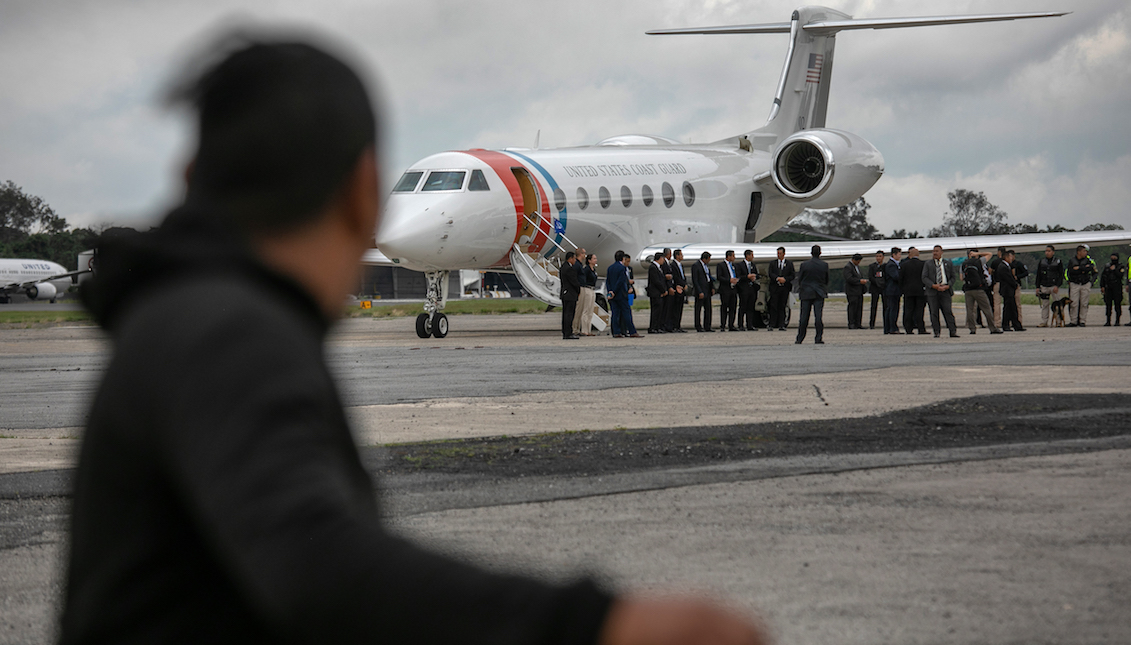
left=648, top=7, right=1068, bottom=150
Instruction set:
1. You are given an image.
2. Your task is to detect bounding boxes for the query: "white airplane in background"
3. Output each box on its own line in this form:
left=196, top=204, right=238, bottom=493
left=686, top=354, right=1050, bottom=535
left=0, top=258, right=87, bottom=303
left=373, top=5, right=1131, bottom=338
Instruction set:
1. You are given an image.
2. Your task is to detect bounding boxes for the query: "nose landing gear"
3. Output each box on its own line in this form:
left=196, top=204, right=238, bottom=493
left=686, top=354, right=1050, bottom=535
left=414, top=270, right=451, bottom=338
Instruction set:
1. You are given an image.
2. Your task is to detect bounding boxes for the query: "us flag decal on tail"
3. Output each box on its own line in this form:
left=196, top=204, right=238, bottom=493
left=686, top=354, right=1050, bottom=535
left=806, top=53, right=823, bottom=83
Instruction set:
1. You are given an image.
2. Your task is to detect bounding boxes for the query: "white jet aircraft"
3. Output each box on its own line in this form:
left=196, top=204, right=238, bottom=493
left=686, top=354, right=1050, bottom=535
left=0, top=258, right=87, bottom=303
left=374, top=5, right=1131, bottom=338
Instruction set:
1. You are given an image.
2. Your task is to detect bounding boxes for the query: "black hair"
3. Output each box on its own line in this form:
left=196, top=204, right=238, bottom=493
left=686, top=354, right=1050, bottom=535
left=170, top=34, right=377, bottom=232
left=811, top=244, right=821, bottom=257
left=653, top=252, right=664, bottom=261
left=891, top=247, right=901, bottom=254
left=776, top=246, right=786, bottom=252
left=700, top=252, right=711, bottom=260
left=614, top=250, right=625, bottom=262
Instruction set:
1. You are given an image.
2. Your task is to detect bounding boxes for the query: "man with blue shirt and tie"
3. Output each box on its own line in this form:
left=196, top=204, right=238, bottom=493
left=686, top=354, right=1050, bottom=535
left=716, top=250, right=739, bottom=331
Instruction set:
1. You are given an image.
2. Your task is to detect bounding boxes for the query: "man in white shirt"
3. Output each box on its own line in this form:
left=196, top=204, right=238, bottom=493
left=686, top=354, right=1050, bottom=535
left=923, top=245, right=959, bottom=337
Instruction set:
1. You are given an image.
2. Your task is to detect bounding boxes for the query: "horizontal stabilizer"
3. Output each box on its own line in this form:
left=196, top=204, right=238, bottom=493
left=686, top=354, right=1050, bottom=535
left=647, top=11, right=1068, bottom=36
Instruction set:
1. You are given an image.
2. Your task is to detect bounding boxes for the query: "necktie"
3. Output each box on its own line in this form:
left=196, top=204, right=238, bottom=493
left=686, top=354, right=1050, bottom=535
left=937, top=260, right=943, bottom=284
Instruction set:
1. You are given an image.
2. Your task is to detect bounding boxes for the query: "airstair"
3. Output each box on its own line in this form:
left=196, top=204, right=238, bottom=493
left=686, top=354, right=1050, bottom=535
left=508, top=212, right=610, bottom=333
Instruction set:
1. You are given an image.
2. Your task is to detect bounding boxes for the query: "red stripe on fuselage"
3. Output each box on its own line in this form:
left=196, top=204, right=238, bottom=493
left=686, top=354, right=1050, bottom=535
left=461, top=149, right=551, bottom=267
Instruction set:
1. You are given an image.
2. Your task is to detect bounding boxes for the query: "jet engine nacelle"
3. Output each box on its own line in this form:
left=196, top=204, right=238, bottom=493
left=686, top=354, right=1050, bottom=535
left=771, top=129, right=885, bottom=209
left=26, top=282, right=56, bottom=301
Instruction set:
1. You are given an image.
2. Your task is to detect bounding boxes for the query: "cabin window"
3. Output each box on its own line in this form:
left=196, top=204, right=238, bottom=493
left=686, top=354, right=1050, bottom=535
left=620, top=186, right=632, bottom=208
left=661, top=182, right=675, bottom=208
left=468, top=169, right=490, bottom=191
left=642, top=184, right=654, bottom=207
left=553, top=188, right=567, bottom=212
left=393, top=171, right=424, bottom=192
left=599, top=186, right=611, bottom=209
left=421, top=171, right=466, bottom=191
left=577, top=187, right=589, bottom=210
left=682, top=181, right=696, bottom=207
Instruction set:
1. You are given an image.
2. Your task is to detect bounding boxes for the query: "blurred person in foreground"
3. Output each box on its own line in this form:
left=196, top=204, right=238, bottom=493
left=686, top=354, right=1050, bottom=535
left=61, top=34, right=765, bottom=645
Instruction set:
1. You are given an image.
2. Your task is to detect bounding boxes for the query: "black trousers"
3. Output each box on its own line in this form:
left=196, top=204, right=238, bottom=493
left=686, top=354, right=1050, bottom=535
left=903, top=295, right=927, bottom=333
left=561, top=299, right=577, bottom=338
left=926, top=290, right=957, bottom=335
left=668, top=293, right=685, bottom=330
left=796, top=298, right=824, bottom=343
left=737, top=285, right=755, bottom=329
left=661, top=293, right=675, bottom=330
left=1104, top=294, right=1123, bottom=320
left=883, top=293, right=901, bottom=333
left=694, top=294, right=713, bottom=330
left=768, top=286, right=789, bottom=328
left=847, top=293, right=863, bottom=328
left=869, top=290, right=882, bottom=328
left=649, top=295, right=665, bottom=331
left=1001, top=288, right=1021, bottom=330
left=719, top=288, right=737, bottom=329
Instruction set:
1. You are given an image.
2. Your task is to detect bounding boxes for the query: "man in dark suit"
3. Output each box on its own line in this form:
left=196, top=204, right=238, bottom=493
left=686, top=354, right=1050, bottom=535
left=900, top=246, right=927, bottom=334
left=842, top=253, right=868, bottom=329
left=997, top=249, right=1025, bottom=331
left=795, top=245, right=829, bottom=344
left=736, top=249, right=761, bottom=330
left=867, top=250, right=885, bottom=329
left=606, top=250, right=630, bottom=337
left=646, top=251, right=669, bottom=333
left=923, top=244, right=959, bottom=337
left=767, top=246, right=795, bottom=331
left=560, top=251, right=580, bottom=339
left=883, top=247, right=903, bottom=334
left=668, top=249, right=688, bottom=332
left=691, top=251, right=714, bottom=331
left=715, top=250, right=739, bottom=331
left=660, top=248, right=676, bottom=331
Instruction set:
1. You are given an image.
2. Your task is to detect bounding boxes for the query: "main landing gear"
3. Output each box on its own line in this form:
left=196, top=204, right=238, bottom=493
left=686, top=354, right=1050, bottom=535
left=415, top=270, right=450, bottom=339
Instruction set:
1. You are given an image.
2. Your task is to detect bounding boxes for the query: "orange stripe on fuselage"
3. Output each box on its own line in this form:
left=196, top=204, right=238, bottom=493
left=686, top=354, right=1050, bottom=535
left=461, top=149, right=551, bottom=267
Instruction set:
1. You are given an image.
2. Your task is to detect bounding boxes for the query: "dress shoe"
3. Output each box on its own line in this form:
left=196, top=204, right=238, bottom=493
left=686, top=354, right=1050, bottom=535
left=564, top=335, right=579, bottom=339
left=704, top=328, right=715, bottom=332
left=1015, top=327, right=1026, bottom=332
left=794, top=339, right=803, bottom=344
left=613, top=334, right=624, bottom=338
left=815, top=339, right=824, bottom=344
left=1066, top=323, right=1077, bottom=327
left=729, top=327, right=739, bottom=332
left=969, top=330, right=976, bottom=335
left=950, top=332, right=959, bottom=338
left=778, top=327, right=787, bottom=331
left=676, top=329, right=688, bottom=333
left=629, top=333, right=642, bottom=338
left=990, top=330, right=1004, bottom=334
left=934, top=333, right=940, bottom=338
left=1104, top=321, right=1112, bottom=326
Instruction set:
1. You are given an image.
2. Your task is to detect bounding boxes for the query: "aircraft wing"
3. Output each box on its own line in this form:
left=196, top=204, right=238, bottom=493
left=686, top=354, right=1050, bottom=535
left=647, top=11, right=1068, bottom=36
left=1, top=269, right=90, bottom=293
left=361, top=248, right=397, bottom=266
left=638, top=230, right=1131, bottom=266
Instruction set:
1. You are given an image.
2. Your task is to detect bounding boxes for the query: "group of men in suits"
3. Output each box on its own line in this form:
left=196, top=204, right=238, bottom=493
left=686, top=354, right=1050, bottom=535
left=866, top=245, right=962, bottom=337
left=685, top=247, right=796, bottom=332
left=645, top=248, right=688, bottom=334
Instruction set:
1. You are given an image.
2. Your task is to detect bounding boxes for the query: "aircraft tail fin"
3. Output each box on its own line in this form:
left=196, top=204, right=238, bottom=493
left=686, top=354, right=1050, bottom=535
left=648, top=7, right=1068, bottom=150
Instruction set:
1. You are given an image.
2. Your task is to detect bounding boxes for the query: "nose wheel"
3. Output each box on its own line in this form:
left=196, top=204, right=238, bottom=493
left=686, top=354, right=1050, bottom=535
left=415, top=312, right=449, bottom=338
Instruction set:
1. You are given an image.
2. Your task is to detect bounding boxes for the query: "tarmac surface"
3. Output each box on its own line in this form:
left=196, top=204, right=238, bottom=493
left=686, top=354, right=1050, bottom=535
left=1, top=301, right=1129, bottom=644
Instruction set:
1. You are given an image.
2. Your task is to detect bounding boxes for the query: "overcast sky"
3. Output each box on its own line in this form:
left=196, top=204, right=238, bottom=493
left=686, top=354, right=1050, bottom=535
left=1, top=0, right=1128, bottom=236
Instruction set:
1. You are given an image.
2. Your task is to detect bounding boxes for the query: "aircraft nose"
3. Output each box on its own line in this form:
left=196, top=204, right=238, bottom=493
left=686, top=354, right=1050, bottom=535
left=376, top=193, right=515, bottom=270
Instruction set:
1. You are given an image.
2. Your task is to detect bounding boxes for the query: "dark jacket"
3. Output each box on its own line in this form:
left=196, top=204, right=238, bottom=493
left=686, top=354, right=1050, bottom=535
left=996, top=260, right=1019, bottom=295
left=63, top=204, right=611, bottom=645
left=922, top=257, right=957, bottom=294
left=606, top=261, right=629, bottom=301
left=767, top=258, right=795, bottom=291
left=1036, top=256, right=1064, bottom=288
left=797, top=257, right=829, bottom=300
left=669, top=259, right=687, bottom=290
left=1100, top=262, right=1126, bottom=292
left=560, top=259, right=581, bottom=301
left=1066, top=255, right=1097, bottom=285
left=842, top=261, right=866, bottom=297
left=716, top=259, right=737, bottom=293
left=691, top=260, right=713, bottom=297
left=646, top=261, right=668, bottom=298
left=899, top=257, right=926, bottom=296
left=580, top=265, right=598, bottom=288
left=867, top=261, right=886, bottom=294
left=883, top=259, right=902, bottom=297
left=736, top=259, right=759, bottom=292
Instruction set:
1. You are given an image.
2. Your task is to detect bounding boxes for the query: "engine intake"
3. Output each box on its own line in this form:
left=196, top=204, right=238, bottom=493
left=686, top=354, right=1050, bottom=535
left=771, top=129, right=884, bottom=209
left=26, top=282, right=57, bottom=301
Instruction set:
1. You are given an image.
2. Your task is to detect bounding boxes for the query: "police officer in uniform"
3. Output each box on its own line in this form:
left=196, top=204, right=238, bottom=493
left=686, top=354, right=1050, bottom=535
left=1100, top=253, right=1125, bottom=326
left=1066, top=245, right=1097, bottom=327
left=1035, top=244, right=1064, bottom=327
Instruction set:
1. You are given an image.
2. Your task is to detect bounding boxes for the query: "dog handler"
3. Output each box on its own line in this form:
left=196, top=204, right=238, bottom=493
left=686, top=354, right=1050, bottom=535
left=1035, top=245, right=1064, bottom=327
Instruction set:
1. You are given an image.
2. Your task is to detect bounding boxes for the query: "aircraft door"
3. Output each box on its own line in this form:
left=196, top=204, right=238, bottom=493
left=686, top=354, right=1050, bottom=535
left=511, top=167, right=543, bottom=247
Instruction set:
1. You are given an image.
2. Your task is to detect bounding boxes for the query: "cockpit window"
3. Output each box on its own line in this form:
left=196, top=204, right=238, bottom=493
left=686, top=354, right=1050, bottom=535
left=468, top=169, right=490, bottom=191
left=393, top=171, right=424, bottom=192
left=421, top=171, right=466, bottom=191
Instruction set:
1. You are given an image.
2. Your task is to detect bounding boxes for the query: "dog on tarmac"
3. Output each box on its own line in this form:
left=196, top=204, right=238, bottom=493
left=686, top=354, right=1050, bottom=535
left=1049, top=297, right=1072, bottom=327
